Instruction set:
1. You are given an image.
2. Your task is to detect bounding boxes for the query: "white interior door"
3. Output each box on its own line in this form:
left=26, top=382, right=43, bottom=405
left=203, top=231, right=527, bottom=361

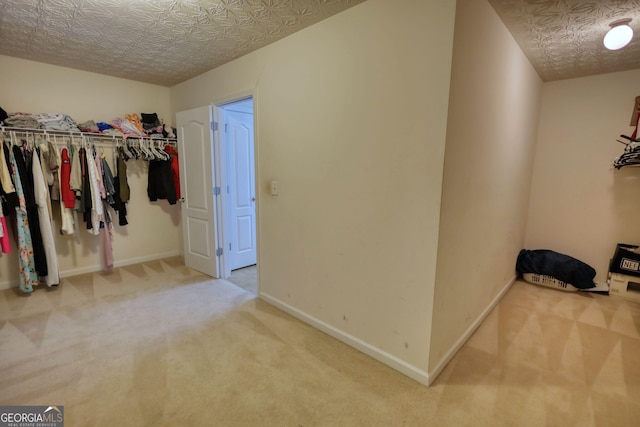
left=176, top=106, right=220, bottom=277
left=224, top=107, right=256, bottom=270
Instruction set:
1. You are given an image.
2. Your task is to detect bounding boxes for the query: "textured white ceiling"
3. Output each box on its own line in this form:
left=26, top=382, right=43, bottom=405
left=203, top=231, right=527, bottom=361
left=489, top=0, right=640, bottom=81
left=0, top=0, right=366, bottom=87
left=0, top=0, right=639, bottom=86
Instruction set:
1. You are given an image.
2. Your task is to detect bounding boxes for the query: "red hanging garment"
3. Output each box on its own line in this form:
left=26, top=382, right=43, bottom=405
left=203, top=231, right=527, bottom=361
left=60, top=147, right=76, bottom=209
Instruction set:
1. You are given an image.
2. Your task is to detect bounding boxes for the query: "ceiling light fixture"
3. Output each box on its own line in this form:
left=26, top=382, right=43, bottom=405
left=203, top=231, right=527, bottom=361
left=604, top=18, right=633, bottom=50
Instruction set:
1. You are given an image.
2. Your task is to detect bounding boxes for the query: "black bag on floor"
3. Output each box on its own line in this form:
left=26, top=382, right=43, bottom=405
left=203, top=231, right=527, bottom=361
left=516, top=249, right=596, bottom=289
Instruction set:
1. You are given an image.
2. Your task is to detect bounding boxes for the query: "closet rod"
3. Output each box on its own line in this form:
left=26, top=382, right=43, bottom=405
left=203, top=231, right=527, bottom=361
left=0, top=126, right=177, bottom=145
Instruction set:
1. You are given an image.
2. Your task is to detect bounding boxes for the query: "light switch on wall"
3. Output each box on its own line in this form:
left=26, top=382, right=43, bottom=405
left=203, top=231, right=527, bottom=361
left=270, top=180, right=279, bottom=196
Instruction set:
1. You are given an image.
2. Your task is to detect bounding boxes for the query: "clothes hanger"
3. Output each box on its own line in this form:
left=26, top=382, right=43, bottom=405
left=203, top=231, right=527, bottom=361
left=119, top=138, right=132, bottom=160
left=120, top=144, right=131, bottom=161
left=142, top=139, right=155, bottom=160
left=150, top=139, right=168, bottom=160
left=157, top=141, right=170, bottom=160
left=20, top=136, right=29, bottom=158
left=142, top=139, right=154, bottom=160
left=148, top=140, right=160, bottom=160
left=137, top=139, right=148, bottom=159
left=127, top=139, right=140, bottom=159
left=620, top=134, right=640, bottom=143
left=614, top=143, right=640, bottom=168
left=112, top=137, right=118, bottom=164
left=9, top=130, right=17, bottom=148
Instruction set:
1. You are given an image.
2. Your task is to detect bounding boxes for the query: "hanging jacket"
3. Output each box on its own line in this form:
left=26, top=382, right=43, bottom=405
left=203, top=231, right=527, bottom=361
left=164, top=145, right=180, bottom=200
left=80, top=148, right=93, bottom=230
left=38, top=140, right=59, bottom=201
left=110, top=148, right=129, bottom=226
left=101, top=157, right=116, bottom=205
left=70, top=145, right=82, bottom=194
left=147, top=159, right=177, bottom=205
left=111, top=174, right=128, bottom=226
left=117, top=147, right=130, bottom=202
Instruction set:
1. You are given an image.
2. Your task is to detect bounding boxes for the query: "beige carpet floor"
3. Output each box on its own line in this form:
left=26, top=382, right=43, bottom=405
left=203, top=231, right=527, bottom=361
left=228, top=265, right=258, bottom=294
left=1, top=257, right=639, bottom=426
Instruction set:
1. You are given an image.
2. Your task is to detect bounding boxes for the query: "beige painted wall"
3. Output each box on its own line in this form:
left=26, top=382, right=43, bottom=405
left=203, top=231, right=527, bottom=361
left=0, top=55, right=180, bottom=288
left=429, top=0, right=543, bottom=372
left=172, top=0, right=456, bottom=377
left=525, top=69, right=640, bottom=283
left=1, top=56, right=173, bottom=124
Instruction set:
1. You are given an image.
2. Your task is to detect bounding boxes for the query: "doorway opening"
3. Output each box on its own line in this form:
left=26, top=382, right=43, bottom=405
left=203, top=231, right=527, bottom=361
left=216, top=97, right=258, bottom=294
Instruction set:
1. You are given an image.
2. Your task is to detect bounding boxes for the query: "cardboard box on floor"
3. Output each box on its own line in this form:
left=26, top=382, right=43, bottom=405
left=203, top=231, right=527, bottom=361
left=609, top=243, right=640, bottom=277
left=609, top=273, right=640, bottom=302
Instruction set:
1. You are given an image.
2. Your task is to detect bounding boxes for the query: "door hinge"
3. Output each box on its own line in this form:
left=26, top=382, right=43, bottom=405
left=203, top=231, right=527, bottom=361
left=213, top=186, right=221, bottom=196
left=229, top=243, right=232, bottom=251
left=225, top=123, right=228, bottom=133
left=216, top=248, right=223, bottom=257
left=211, top=121, right=218, bottom=131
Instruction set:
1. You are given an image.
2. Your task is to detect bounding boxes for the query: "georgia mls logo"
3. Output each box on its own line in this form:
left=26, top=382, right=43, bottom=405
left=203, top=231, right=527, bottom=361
left=0, top=405, right=64, bottom=427
left=44, top=406, right=63, bottom=417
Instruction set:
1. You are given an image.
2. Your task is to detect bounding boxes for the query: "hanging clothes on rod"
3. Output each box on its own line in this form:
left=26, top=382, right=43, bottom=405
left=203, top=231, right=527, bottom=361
left=0, top=126, right=179, bottom=289
left=0, top=126, right=177, bottom=147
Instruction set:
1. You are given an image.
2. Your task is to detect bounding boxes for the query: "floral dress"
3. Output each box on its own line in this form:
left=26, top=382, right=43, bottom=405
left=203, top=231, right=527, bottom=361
left=9, top=147, right=38, bottom=293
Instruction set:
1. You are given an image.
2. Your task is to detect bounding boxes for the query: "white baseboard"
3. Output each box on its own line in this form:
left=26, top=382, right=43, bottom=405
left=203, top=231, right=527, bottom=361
left=0, top=251, right=181, bottom=291
left=427, top=274, right=516, bottom=385
left=259, top=292, right=430, bottom=386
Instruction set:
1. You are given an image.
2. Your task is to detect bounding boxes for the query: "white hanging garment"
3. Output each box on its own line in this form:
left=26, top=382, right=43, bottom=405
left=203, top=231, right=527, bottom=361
left=32, top=149, right=60, bottom=286
left=0, top=140, right=15, bottom=194
left=86, top=146, right=103, bottom=235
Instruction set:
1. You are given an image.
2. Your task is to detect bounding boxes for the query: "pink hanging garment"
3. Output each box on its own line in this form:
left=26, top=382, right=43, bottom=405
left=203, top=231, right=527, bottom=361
left=0, top=215, right=10, bottom=253
left=100, top=221, right=114, bottom=272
